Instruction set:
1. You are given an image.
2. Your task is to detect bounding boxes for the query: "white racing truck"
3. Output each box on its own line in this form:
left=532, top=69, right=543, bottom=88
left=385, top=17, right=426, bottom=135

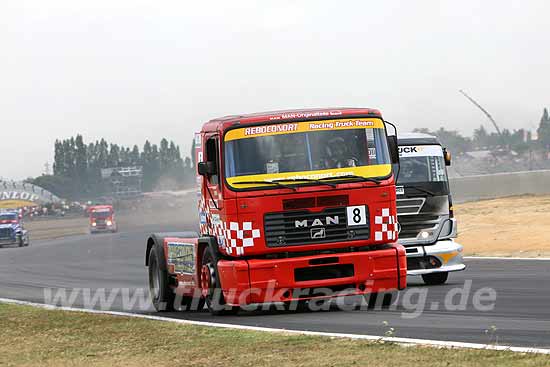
left=0, top=210, right=30, bottom=248
left=396, top=133, right=465, bottom=285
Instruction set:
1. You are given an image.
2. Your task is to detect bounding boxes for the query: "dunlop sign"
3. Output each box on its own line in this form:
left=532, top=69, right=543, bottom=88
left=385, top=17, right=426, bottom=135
left=0, top=183, right=61, bottom=209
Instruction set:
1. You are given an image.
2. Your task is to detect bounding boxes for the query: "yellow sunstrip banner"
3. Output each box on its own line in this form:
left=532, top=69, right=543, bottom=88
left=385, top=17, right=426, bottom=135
left=227, top=164, right=392, bottom=189
left=225, top=118, right=385, bottom=142
left=0, top=200, right=36, bottom=209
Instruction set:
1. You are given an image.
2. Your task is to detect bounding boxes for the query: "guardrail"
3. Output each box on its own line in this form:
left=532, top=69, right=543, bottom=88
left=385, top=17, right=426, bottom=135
left=450, top=170, right=550, bottom=203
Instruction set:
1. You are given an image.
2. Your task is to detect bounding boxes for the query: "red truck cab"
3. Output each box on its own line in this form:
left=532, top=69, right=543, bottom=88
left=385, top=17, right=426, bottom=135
left=89, top=205, right=117, bottom=234
left=146, top=108, right=407, bottom=314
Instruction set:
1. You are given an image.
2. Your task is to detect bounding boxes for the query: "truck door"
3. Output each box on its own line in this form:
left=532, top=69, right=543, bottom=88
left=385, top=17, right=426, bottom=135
left=204, top=135, right=223, bottom=217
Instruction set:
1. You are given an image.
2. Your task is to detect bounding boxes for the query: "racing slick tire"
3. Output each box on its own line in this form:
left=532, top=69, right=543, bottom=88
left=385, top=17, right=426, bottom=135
left=201, top=247, right=239, bottom=316
left=148, top=244, right=177, bottom=312
left=422, top=272, right=449, bottom=286
left=366, top=292, right=394, bottom=310
left=283, top=300, right=310, bottom=312
left=148, top=243, right=203, bottom=312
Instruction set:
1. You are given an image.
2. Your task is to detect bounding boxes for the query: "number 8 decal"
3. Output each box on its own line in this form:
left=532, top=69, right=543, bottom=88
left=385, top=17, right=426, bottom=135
left=347, top=205, right=367, bottom=226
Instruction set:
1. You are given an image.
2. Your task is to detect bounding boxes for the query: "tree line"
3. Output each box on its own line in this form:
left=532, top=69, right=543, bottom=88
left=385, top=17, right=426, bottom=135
left=30, top=136, right=194, bottom=199
left=413, top=108, right=550, bottom=156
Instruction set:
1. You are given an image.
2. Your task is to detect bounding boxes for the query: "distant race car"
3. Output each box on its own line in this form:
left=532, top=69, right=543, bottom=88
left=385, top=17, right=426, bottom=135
left=0, top=210, right=30, bottom=247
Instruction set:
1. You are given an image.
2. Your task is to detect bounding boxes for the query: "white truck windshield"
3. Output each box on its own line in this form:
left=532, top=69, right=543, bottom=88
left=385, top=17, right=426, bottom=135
left=397, top=145, right=448, bottom=184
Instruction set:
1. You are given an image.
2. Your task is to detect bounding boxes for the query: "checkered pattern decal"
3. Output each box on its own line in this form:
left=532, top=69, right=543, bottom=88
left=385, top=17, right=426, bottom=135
left=198, top=198, right=261, bottom=256
left=224, top=222, right=261, bottom=255
left=374, top=208, right=399, bottom=242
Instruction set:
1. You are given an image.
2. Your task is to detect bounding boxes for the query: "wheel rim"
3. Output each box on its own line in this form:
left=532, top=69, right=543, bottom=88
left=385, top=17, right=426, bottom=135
left=201, top=263, right=215, bottom=297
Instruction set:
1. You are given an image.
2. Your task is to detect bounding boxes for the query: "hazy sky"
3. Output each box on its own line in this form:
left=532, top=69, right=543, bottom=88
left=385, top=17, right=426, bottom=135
left=2, top=1, right=550, bottom=179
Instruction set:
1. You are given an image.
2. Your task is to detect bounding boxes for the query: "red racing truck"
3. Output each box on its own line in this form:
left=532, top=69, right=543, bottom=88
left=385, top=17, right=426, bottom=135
left=89, top=205, right=117, bottom=234
left=146, top=108, right=407, bottom=315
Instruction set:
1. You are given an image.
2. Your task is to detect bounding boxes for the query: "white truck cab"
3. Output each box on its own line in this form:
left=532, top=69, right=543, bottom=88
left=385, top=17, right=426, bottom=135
left=396, top=133, right=465, bottom=285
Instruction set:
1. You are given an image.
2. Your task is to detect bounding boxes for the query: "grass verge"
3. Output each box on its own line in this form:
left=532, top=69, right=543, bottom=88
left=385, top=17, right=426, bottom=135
left=0, top=303, right=548, bottom=367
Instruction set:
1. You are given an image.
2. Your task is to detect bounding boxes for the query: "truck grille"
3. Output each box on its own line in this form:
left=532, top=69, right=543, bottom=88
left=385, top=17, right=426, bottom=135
left=398, top=214, right=440, bottom=239
left=264, top=207, right=370, bottom=247
left=0, top=227, right=13, bottom=239
left=95, top=219, right=107, bottom=228
left=396, top=198, right=426, bottom=215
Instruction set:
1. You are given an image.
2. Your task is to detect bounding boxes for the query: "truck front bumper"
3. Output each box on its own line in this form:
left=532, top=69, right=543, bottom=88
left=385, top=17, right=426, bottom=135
left=0, top=238, right=17, bottom=246
left=404, top=239, right=466, bottom=276
left=216, top=244, right=407, bottom=306
left=90, top=225, right=116, bottom=233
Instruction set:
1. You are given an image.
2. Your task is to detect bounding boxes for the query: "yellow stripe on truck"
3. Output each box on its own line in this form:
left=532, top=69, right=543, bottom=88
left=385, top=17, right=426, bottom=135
left=227, top=164, right=392, bottom=189
left=224, top=118, right=385, bottom=141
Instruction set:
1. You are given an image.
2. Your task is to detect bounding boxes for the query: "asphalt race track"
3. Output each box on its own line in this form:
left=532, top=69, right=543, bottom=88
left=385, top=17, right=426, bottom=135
left=1, top=226, right=549, bottom=349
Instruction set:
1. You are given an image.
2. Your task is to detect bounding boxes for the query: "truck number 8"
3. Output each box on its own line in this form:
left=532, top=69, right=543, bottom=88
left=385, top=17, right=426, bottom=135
left=346, top=205, right=367, bottom=226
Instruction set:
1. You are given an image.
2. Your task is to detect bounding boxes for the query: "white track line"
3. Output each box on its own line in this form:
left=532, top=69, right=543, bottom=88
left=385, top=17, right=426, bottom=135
left=465, top=256, right=550, bottom=261
left=1, top=297, right=549, bottom=355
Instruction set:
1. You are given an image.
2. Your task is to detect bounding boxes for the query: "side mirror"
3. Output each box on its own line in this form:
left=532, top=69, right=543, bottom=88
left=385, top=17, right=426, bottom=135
left=387, top=135, right=400, bottom=165
left=443, top=148, right=452, bottom=166
left=197, top=161, right=217, bottom=176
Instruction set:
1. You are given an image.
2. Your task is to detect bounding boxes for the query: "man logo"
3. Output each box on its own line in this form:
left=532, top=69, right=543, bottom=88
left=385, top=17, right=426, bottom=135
left=310, top=228, right=326, bottom=239
left=295, top=216, right=339, bottom=228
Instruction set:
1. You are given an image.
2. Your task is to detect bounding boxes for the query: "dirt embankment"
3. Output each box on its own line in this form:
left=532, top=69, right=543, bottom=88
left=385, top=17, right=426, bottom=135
left=456, top=195, right=550, bottom=257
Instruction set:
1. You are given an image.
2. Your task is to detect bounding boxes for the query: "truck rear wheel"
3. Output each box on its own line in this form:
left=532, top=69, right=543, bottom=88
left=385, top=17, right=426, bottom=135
left=422, top=272, right=449, bottom=285
left=148, top=245, right=176, bottom=312
left=201, top=247, right=239, bottom=316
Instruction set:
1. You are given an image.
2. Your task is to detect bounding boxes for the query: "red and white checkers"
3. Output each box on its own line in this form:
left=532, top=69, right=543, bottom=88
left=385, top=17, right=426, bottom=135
left=374, top=208, right=398, bottom=242
left=224, top=222, right=261, bottom=256
left=199, top=198, right=261, bottom=256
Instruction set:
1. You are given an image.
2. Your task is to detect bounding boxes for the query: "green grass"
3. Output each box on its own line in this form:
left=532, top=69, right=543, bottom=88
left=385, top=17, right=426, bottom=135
left=0, top=303, right=548, bottom=367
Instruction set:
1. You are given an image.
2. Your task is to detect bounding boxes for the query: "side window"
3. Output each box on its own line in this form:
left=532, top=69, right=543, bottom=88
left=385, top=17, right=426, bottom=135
left=206, top=137, right=219, bottom=185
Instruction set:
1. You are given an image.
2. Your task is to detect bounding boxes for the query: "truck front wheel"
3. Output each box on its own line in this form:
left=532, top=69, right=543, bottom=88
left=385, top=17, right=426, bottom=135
left=366, top=292, right=394, bottom=310
left=201, top=247, right=239, bottom=316
left=422, top=272, right=449, bottom=285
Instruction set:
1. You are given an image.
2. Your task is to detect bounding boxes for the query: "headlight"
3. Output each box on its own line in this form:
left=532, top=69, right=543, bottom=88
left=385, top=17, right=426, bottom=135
left=419, top=231, right=431, bottom=240
left=106, top=220, right=113, bottom=226
left=92, top=222, right=97, bottom=227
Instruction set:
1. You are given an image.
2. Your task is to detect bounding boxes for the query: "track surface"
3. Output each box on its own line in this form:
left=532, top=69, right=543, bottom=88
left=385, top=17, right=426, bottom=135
left=1, top=226, right=549, bottom=349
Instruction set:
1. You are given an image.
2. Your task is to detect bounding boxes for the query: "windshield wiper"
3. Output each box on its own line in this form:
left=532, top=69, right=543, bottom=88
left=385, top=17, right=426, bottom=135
left=319, top=175, right=382, bottom=185
left=231, top=180, right=297, bottom=191
left=272, top=178, right=337, bottom=188
left=404, top=185, right=436, bottom=196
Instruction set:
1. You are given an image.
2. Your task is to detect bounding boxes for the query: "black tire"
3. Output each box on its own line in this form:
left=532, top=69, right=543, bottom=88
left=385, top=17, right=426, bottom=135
left=284, top=300, right=310, bottom=312
left=148, top=245, right=176, bottom=312
left=202, top=247, right=239, bottom=316
left=422, top=272, right=449, bottom=285
left=18, top=236, right=24, bottom=247
left=366, top=292, right=394, bottom=310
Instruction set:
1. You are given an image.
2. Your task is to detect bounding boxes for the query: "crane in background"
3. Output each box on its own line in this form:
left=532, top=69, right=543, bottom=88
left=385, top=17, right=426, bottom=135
left=459, top=89, right=506, bottom=146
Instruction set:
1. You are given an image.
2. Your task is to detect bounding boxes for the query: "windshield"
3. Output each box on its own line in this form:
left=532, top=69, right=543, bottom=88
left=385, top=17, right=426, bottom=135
left=92, top=211, right=111, bottom=219
left=396, top=144, right=450, bottom=196
left=397, top=145, right=448, bottom=184
left=224, top=118, right=392, bottom=189
left=0, top=213, right=17, bottom=222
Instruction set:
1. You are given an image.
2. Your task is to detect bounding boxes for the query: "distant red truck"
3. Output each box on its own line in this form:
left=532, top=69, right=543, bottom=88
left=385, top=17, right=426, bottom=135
left=89, top=205, right=117, bottom=234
